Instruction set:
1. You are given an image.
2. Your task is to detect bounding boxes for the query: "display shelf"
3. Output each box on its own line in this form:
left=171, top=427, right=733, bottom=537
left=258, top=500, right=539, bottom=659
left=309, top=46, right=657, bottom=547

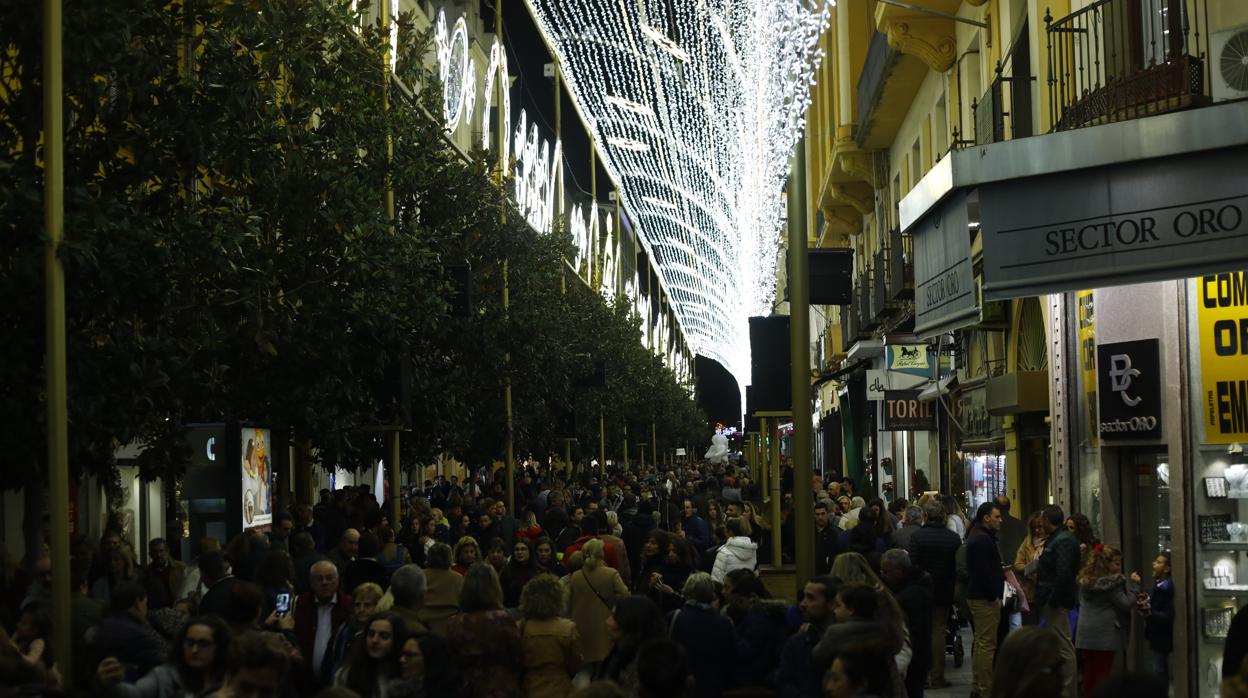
left=1202, top=588, right=1247, bottom=597
left=1203, top=542, right=1248, bottom=550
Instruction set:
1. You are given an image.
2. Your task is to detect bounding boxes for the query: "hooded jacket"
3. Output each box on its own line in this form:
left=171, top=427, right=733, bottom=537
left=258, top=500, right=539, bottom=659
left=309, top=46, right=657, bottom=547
left=712, top=536, right=758, bottom=583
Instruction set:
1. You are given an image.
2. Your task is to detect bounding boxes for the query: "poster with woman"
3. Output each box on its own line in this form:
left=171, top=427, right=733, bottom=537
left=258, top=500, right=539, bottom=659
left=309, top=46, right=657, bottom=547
left=240, top=427, right=272, bottom=528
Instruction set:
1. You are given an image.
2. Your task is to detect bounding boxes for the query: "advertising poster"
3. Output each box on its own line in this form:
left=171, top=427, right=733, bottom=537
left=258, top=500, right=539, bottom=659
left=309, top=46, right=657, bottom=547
left=1198, top=272, right=1248, bottom=443
left=241, top=427, right=272, bottom=528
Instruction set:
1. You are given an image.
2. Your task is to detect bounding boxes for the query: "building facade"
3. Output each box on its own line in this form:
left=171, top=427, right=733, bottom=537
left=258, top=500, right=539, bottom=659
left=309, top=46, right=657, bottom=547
left=797, top=0, right=1248, bottom=692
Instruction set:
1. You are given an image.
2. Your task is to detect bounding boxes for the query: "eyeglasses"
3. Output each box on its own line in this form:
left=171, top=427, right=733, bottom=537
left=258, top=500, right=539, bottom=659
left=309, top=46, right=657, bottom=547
left=184, top=638, right=215, bottom=649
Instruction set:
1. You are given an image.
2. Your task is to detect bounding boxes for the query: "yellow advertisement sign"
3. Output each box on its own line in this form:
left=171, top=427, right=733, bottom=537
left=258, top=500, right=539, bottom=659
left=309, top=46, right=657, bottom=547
left=1197, top=272, right=1248, bottom=443
left=1078, top=291, right=1098, bottom=447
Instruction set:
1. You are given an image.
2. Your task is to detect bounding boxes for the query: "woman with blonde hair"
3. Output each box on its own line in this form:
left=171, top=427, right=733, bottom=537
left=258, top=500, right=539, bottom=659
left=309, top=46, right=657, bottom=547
left=1074, top=544, right=1140, bottom=695
left=568, top=539, right=628, bottom=671
left=519, top=575, right=583, bottom=698
left=1012, top=511, right=1048, bottom=625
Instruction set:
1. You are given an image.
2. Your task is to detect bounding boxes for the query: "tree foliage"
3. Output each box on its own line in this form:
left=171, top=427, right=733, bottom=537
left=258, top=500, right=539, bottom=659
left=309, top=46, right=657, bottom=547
left=0, top=0, right=704, bottom=488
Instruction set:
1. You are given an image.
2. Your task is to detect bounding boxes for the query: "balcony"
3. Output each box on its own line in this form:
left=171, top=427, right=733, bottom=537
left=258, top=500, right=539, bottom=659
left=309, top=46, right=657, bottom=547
left=854, top=31, right=930, bottom=149
left=872, top=250, right=888, bottom=318
left=886, top=228, right=914, bottom=301
left=841, top=303, right=862, bottom=347
left=975, top=24, right=1035, bottom=144
left=859, top=271, right=881, bottom=331
left=1045, top=0, right=1209, bottom=132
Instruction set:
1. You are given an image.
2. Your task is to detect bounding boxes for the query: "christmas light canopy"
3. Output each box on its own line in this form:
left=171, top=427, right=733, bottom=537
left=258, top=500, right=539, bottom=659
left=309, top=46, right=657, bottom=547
left=523, top=0, right=829, bottom=389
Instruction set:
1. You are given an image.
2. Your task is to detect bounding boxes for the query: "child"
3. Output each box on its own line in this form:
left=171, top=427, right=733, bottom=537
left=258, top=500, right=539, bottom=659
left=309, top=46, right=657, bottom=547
left=1141, top=551, right=1175, bottom=684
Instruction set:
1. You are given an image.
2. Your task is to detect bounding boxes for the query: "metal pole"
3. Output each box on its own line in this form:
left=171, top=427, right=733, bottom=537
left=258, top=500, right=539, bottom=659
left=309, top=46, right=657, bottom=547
left=497, top=0, right=515, bottom=515
left=769, top=422, right=782, bottom=567
left=623, top=429, right=629, bottom=470
left=759, top=418, right=770, bottom=503
left=44, top=0, right=72, bottom=682
left=789, top=141, right=814, bottom=587
left=599, top=413, right=606, bottom=475
left=651, top=422, right=657, bottom=472
left=389, top=432, right=401, bottom=528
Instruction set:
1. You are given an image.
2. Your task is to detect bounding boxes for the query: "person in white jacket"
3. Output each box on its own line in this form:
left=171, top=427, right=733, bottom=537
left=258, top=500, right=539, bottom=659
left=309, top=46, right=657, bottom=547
left=712, top=517, right=758, bottom=583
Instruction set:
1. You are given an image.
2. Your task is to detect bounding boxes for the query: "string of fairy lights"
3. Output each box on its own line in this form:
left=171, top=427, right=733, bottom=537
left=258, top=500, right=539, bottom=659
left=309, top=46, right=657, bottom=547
left=522, top=0, right=829, bottom=390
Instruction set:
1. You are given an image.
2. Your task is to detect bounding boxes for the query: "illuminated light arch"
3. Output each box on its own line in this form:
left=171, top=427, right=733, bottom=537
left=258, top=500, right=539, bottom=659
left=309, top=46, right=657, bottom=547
left=523, top=0, right=828, bottom=389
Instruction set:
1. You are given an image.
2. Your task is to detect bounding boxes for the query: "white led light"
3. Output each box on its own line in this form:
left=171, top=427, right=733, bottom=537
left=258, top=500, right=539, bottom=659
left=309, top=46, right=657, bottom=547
left=642, top=197, right=679, bottom=211
left=604, top=95, right=656, bottom=118
left=524, top=0, right=828, bottom=390
left=639, top=23, right=691, bottom=63
left=434, top=11, right=475, bottom=132
left=606, top=137, right=651, bottom=153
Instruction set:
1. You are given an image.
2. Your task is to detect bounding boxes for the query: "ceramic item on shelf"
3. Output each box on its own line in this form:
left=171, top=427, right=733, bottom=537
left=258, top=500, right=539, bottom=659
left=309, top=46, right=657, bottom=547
left=1157, top=462, right=1170, bottom=486
left=1230, top=522, right=1248, bottom=543
left=1228, top=463, right=1248, bottom=498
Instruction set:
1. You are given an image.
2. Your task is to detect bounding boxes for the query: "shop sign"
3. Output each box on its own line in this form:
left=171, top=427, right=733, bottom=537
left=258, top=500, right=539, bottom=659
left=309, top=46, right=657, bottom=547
left=886, top=345, right=934, bottom=377
left=979, top=147, right=1248, bottom=300
left=1197, top=271, right=1248, bottom=443
left=883, top=390, right=937, bottom=431
left=1097, top=339, right=1161, bottom=440
left=913, top=190, right=979, bottom=338
left=866, top=369, right=927, bottom=401
left=1078, top=291, right=1098, bottom=447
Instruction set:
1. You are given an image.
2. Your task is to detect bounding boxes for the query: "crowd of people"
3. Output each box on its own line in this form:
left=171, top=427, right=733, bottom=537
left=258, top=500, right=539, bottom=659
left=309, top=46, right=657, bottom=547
left=1, top=457, right=1246, bottom=697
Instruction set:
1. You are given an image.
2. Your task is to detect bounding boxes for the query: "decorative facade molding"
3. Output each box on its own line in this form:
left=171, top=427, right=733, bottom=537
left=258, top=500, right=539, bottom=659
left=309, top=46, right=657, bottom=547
left=883, top=17, right=957, bottom=73
left=828, top=182, right=874, bottom=216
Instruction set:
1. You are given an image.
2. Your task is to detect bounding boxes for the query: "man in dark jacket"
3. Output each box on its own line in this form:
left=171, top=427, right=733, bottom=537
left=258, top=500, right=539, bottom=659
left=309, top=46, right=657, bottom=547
left=965, top=502, right=1004, bottom=698
left=681, top=499, right=713, bottom=554
left=197, top=550, right=240, bottom=618
left=881, top=549, right=933, bottom=698
left=813, top=501, right=840, bottom=575
left=907, top=500, right=961, bottom=689
left=294, top=559, right=353, bottom=689
left=88, top=581, right=167, bottom=681
left=1035, top=505, right=1079, bottom=697
left=994, top=495, right=1028, bottom=565
left=775, top=576, right=839, bottom=698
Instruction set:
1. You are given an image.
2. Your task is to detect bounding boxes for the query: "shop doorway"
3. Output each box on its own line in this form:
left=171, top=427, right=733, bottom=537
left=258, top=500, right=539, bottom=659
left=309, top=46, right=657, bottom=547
left=1116, top=447, right=1170, bottom=671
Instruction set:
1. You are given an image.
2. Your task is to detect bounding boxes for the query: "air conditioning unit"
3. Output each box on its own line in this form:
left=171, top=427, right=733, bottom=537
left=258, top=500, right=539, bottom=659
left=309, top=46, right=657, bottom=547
left=1211, top=25, right=1248, bottom=102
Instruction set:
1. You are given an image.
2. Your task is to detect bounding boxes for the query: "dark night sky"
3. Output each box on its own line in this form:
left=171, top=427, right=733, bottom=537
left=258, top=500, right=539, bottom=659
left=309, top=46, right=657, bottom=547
left=696, top=357, right=742, bottom=429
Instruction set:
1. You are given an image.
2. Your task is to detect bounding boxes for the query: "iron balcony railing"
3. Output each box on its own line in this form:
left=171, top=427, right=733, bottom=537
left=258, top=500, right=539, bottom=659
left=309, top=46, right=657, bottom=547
left=1045, top=0, right=1209, bottom=132
left=886, top=228, right=914, bottom=301
left=975, top=21, right=1036, bottom=144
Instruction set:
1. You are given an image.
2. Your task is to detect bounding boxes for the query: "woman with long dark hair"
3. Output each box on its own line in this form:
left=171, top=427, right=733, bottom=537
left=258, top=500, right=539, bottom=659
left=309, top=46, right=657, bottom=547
left=499, top=539, right=539, bottom=609
left=591, top=595, right=666, bottom=694
left=392, top=633, right=459, bottom=697
left=334, top=611, right=409, bottom=698
left=533, top=537, right=566, bottom=578
left=96, top=615, right=231, bottom=697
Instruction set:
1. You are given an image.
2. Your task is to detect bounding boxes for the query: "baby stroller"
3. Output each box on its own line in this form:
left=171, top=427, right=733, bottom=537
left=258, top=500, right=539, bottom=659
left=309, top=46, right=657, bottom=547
left=946, top=605, right=965, bottom=668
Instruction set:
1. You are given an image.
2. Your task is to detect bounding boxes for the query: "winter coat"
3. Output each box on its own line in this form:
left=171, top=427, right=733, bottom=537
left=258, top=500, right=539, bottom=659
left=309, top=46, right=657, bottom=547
left=103, top=664, right=219, bottom=698
left=889, top=523, right=921, bottom=553
left=908, top=523, right=962, bottom=606
left=88, top=613, right=167, bottom=680
left=683, top=514, right=713, bottom=553
left=500, top=561, right=540, bottom=609
left=890, top=569, right=934, bottom=696
left=670, top=603, right=737, bottom=698
left=728, top=598, right=792, bottom=687
left=997, top=513, right=1028, bottom=565
left=292, top=590, right=354, bottom=687
left=712, top=536, right=759, bottom=583
left=621, top=513, right=657, bottom=573
left=1012, top=535, right=1045, bottom=603
left=418, top=568, right=464, bottom=637
left=520, top=617, right=582, bottom=698
left=965, top=523, right=1005, bottom=601
left=446, top=609, right=524, bottom=698
left=1074, top=574, right=1139, bottom=651
left=1144, top=578, right=1175, bottom=653
left=1036, top=528, right=1080, bottom=610
left=814, top=525, right=840, bottom=575
left=774, top=626, right=822, bottom=698
left=567, top=564, right=629, bottom=663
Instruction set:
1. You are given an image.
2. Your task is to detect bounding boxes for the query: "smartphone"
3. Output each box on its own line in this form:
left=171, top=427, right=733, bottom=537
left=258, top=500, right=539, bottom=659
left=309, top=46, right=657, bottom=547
left=275, top=592, right=292, bottom=615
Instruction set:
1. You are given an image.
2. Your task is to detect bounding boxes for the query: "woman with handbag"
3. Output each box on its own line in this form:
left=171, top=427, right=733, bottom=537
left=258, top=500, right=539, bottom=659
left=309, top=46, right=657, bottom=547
left=567, top=539, right=628, bottom=674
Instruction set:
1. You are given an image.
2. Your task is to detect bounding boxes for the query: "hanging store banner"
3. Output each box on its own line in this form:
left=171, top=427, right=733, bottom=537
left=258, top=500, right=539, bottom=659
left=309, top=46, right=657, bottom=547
left=883, top=390, right=937, bottom=431
left=913, top=190, right=978, bottom=338
left=978, top=147, right=1248, bottom=300
left=1078, top=291, right=1099, bottom=448
left=1097, top=339, right=1161, bottom=440
left=1197, top=271, right=1248, bottom=443
left=887, top=344, right=933, bottom=377
left=866, top=369, right=927, bottom=401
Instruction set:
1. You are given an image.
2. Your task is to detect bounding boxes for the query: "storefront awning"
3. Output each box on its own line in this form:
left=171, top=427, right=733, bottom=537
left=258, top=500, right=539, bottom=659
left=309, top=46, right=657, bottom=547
left=918, top=375, right=958, bottom=402
left=901, top=101, right=1248, bottom=305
